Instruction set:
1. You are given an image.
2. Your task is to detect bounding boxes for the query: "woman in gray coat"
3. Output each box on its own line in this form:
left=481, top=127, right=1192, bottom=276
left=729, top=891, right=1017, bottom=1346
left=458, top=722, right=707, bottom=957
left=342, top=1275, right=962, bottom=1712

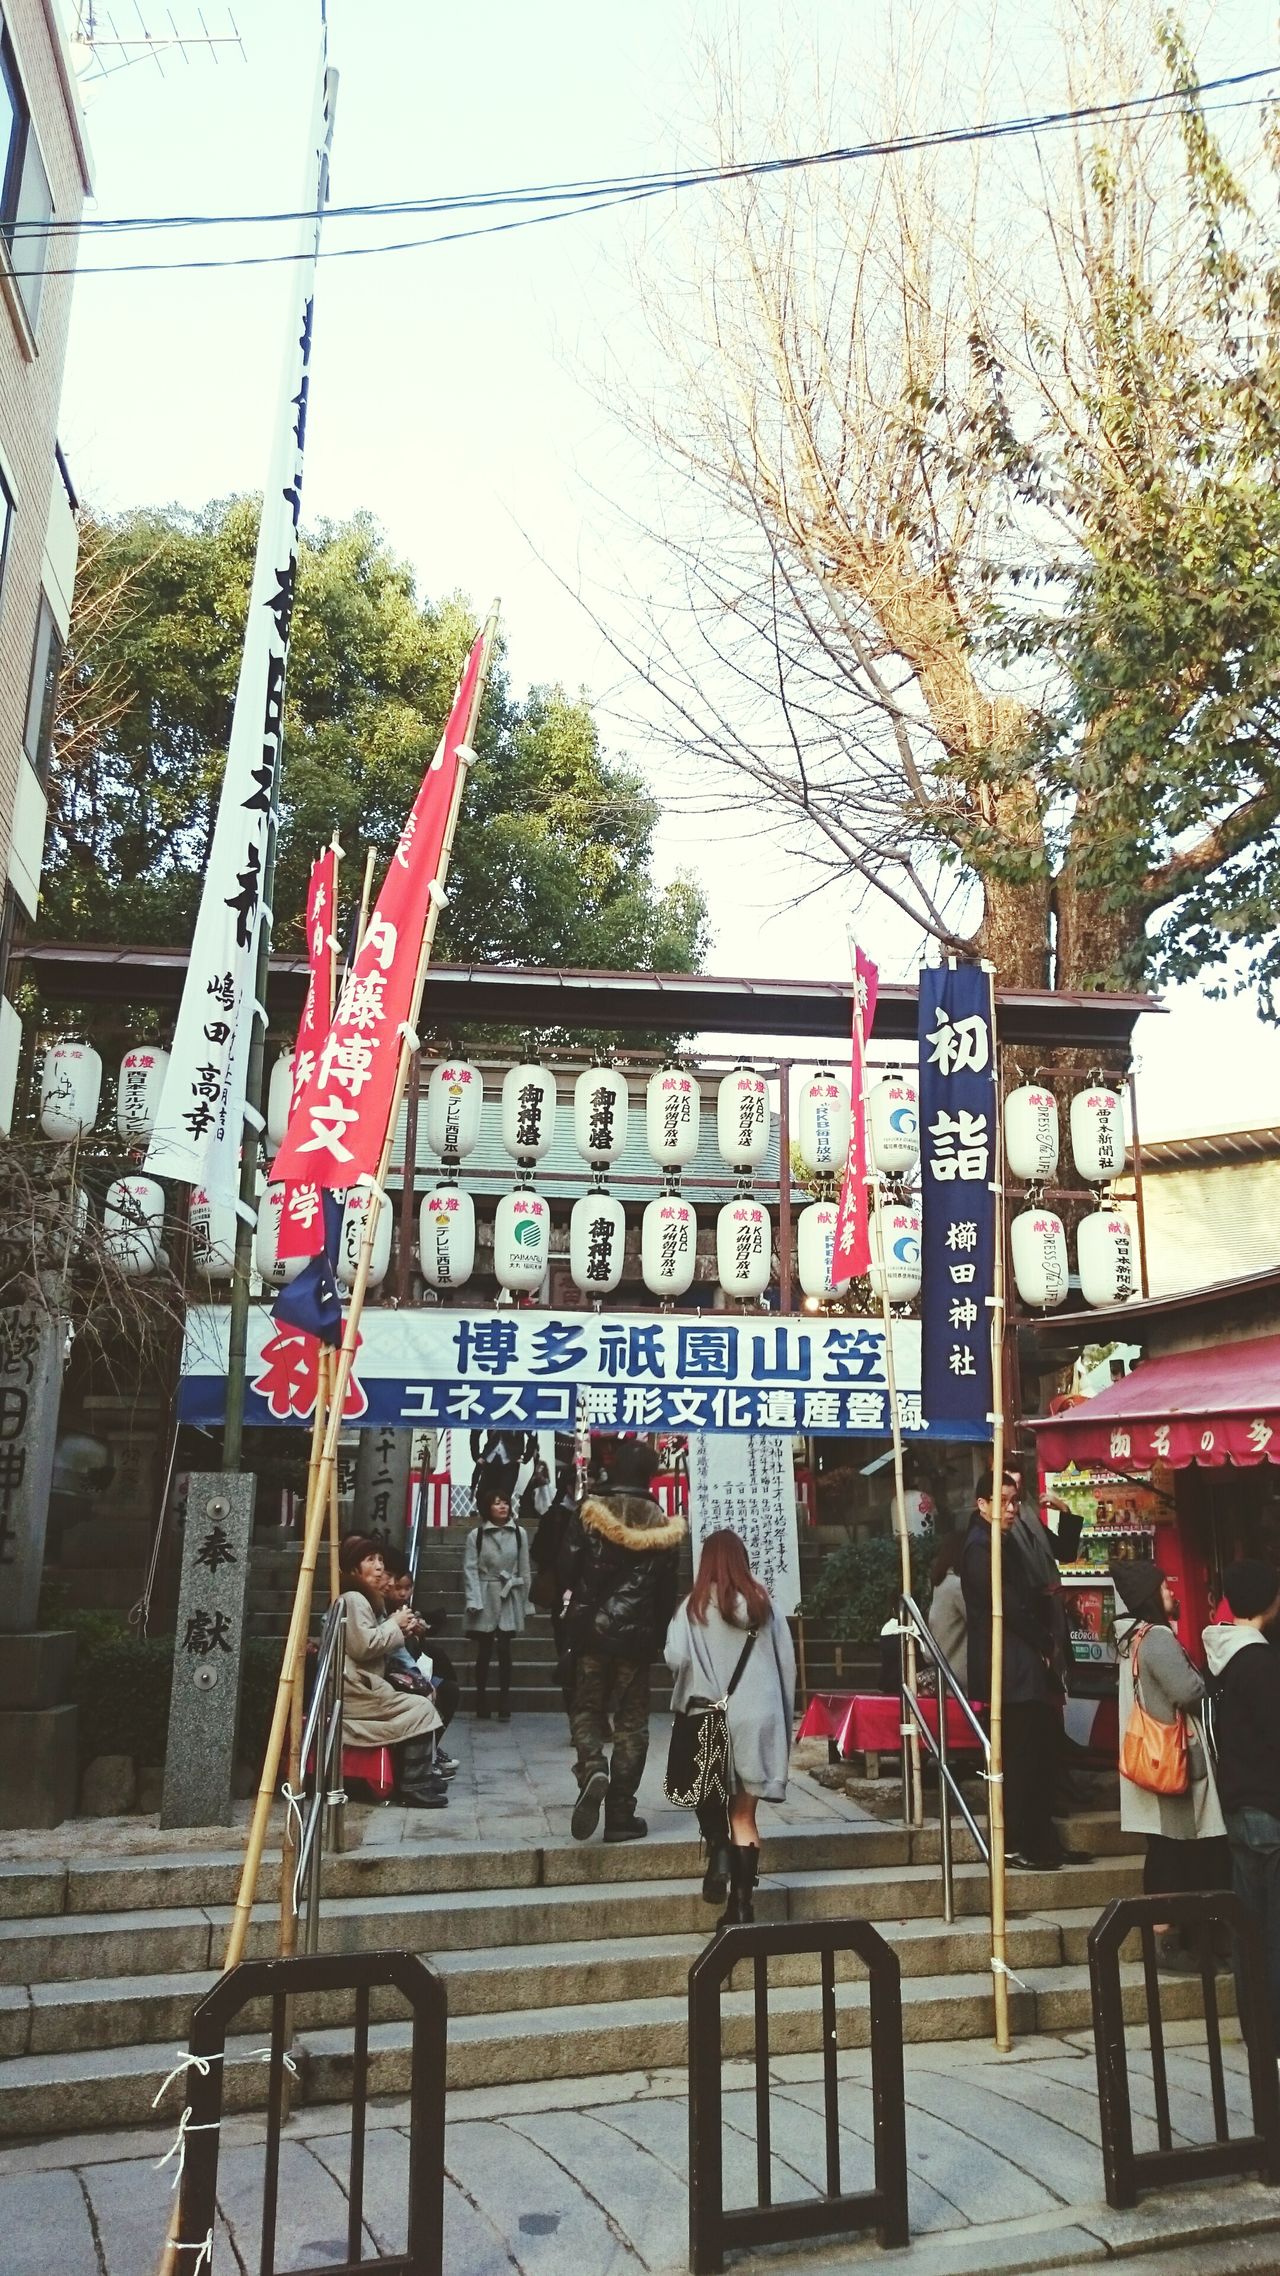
left=463, top=1487, right=531, bottom=1721
left=1112, top=1559, right=1228, bottom=1968
left=665, top=1527, right=796, bottom=1927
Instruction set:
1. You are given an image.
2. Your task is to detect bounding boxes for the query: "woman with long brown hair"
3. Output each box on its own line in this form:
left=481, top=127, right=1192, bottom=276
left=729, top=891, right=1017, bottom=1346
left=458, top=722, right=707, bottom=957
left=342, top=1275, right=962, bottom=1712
left=665, top=1527, right=796, bottom=1926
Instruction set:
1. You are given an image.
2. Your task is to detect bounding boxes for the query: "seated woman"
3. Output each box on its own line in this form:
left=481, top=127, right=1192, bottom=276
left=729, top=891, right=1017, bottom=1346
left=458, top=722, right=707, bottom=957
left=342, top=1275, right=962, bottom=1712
left=338, top=1534, right=446, bottom=1810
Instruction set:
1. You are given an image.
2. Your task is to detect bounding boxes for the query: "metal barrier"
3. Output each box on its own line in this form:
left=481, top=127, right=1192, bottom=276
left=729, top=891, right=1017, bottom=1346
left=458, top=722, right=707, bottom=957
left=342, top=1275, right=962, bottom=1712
left=687, top=1919, right=909, bottom=2274
left=1089, top=1890, right=1280, bottom=2210
left=899, top=1592, right=991, bottom=1922
left=295, top=1596, right=347, bottom=1952
left=173, top=1950, right=446, bottom=2274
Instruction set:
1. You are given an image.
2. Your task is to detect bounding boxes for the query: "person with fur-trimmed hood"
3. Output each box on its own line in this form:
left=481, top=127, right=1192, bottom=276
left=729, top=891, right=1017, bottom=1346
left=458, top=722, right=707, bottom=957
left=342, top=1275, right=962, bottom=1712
left=559, top=1438, right=686, bottom=1843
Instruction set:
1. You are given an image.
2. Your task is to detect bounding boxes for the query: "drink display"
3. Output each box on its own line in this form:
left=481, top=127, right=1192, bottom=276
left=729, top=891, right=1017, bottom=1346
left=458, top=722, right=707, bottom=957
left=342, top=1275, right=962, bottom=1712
left=1046, top=1463, right=1163, bottom=1673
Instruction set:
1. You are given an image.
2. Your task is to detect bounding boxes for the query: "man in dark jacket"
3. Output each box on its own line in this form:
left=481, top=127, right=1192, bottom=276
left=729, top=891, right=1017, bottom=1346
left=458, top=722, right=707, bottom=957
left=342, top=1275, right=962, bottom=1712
left=558, top=1439, right=686, bottom=1842
left=1203, top=1559, right=1280, bottom=2045
left=961, top=1464, right=1068, bottom=1870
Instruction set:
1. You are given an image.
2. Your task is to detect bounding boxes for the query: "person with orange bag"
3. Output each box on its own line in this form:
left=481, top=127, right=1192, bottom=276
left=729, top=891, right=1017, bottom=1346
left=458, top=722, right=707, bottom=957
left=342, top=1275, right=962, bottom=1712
left=1112, top=1559, right=1227, bottom=1970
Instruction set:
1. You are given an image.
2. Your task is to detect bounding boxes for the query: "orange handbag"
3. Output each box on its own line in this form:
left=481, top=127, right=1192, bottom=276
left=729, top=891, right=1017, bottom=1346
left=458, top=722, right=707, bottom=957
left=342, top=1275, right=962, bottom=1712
left=1120, top=1628, right=1189, bottom=1796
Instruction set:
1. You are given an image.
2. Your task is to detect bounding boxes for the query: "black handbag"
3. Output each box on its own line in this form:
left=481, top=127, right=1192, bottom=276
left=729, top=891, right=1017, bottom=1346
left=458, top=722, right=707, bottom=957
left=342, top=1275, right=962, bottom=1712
left=664, top=1629, right=757, bottom=1810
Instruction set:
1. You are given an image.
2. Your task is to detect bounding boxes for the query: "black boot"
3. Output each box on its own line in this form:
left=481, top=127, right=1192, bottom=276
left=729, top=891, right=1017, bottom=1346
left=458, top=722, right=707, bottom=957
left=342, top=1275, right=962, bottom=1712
left=698, top=1805, right=732, bottom=1906
left=716, top=1844, right=759, bottom=1929
left=604, top=1794, right=647, bottom=1843
left=399, top=1736, right=449, bottom=1810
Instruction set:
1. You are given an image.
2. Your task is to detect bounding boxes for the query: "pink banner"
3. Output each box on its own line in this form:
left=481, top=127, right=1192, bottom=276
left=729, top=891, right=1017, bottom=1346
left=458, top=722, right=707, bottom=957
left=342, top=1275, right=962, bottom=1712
left=831, top=946, right=879, bottom=1284
left=276, top=845, right=340, bottom=1260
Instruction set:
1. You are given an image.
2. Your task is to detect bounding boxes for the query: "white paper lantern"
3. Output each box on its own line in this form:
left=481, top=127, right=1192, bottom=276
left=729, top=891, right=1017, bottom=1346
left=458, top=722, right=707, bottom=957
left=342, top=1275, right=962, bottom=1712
left=869, top=1204, right=922, bottom=1303
left=493, top=1188, right=551, bottom=1291
left=646, top=1067, right=700, bottom=1167
left=570, top=1190, right=626, bottom=1295
left=1004, top=1084, right=1059, bottom=1183
left=1010, top=1206, right=1070, bottom=1309
left=717, top=1067, right=769, bottom=1169
left=39, top=1040, right=101, bottom=1141
left=501, top=1064, right=557, bottom=1162
left=797, top=1199, right=839, bottom=1299
left=1078, top=1209, right=1139, bottom=1307
left=264, top=1051, right=295, bottom=1150
left=189, top=1185, right=237, bottom=1279
left=254, top=1186, right=304, bottom=1287
left=116, top=1046, right=170, bottom=1146
left=425, top=1059, right=483, bottom=1161
left=418, top=1184, right=476, bottom=1290
left=105, top=1174, right=164, bottom=1276
left=338, top=1185, right=392, bottom=1290
left=573, top=1067, right=629, bottom=1167
left=1070, top=1086, right=1125, bottom=1182
left=716, top=1197, right=771, bottom=1298
left=867, top=1076, right=919, bottom=1175
left=641, top=1194, right=697, bottom=1297
left=796, top=1069, right=851, bottom=1179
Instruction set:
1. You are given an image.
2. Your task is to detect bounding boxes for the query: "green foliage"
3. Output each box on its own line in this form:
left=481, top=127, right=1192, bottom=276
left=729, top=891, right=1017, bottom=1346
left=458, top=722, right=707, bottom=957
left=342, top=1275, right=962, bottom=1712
left=802, top=1532, right=933, bottom=1643
left=67, top=1624, right=284, bottom=1771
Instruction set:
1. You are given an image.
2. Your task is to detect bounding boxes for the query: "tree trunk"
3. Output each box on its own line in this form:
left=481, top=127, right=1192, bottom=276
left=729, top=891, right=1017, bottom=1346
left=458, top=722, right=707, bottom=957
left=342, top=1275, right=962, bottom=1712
left=1053, top=860, right=1147, bottom=996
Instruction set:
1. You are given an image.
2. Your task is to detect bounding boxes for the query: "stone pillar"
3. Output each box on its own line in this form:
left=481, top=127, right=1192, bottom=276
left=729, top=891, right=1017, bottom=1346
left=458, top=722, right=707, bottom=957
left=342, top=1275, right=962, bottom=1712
left=161, top=1472, right=255, bottom=1829
left=353, top=1426, right=413, bottom=1554
left=0, top=1299, right=78, bottom=1828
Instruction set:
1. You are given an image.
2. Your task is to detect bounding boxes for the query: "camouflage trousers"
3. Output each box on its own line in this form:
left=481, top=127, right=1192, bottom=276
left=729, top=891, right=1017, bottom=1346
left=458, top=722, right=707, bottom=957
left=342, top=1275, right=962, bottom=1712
left=569, top=1653, right=651, bottom=1804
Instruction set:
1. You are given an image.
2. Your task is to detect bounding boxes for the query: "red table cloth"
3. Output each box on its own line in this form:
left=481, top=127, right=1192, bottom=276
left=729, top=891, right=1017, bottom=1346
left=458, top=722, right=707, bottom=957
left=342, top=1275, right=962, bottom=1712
left=796, top=1691, right=985, bottom=1758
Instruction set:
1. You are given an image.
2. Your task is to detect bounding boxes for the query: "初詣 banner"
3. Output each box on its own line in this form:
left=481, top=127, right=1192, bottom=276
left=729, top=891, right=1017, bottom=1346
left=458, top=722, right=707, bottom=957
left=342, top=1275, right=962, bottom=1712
left=918, top=963, right=996, bottom=1438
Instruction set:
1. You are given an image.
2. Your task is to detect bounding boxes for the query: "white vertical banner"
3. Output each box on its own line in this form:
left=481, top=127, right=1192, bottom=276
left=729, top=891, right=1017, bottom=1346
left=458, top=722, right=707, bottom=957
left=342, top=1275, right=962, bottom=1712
left=145, top=43, right=338, bottom=1200
left=686, top=1434, right=801, bottom=1614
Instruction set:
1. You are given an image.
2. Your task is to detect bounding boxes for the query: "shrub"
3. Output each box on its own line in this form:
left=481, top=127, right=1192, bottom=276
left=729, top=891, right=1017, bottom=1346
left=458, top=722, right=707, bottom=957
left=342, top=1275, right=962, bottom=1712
left=69, top=1629, right=287, bottom=1771
left=802, top=1532, right=933, bottom=1643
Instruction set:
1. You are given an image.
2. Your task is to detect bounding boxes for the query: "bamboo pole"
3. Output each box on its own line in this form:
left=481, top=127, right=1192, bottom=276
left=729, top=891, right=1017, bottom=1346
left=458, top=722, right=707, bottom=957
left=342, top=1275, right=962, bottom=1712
left=326, top=1348, right=341, bottom=1602
left=985, top=960, right=1012, bottom=2054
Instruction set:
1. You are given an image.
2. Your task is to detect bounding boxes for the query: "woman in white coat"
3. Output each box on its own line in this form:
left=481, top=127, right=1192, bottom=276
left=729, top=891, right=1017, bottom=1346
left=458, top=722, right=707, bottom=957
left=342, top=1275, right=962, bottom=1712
left=463, top=1486, right=531, bottom=1721
left=1112, top=1558, right=1228, bottom=1968
left=665, top=1527, right=796, bottom=1927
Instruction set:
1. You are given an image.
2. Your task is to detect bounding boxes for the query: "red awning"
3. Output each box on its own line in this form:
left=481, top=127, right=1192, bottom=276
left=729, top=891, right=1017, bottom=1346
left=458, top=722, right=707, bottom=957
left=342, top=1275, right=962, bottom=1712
left=1028, top=1333, right=1280, bottom=1471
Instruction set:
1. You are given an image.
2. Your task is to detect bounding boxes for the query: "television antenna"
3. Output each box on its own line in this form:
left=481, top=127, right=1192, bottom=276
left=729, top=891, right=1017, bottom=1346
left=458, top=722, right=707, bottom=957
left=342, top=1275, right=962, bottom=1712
left=72, top=4, right=245, bottom=79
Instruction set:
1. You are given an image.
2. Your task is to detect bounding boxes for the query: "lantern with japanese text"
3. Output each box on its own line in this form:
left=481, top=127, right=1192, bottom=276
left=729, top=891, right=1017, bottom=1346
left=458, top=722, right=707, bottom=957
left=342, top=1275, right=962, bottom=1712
left=189, top=1185, right=237, bottom=1279
left=425, top=1059, right=483, bottom=1161
left=493, top=1188, right=551, bottom=1292
left=717, top=1067, right=769, bottom=1169
left=266, top=1051, right=295, bottom=1149
left=1010, top=1206, right=1069, bottom=1308
left=338, top=1185, right=392, bottom=1291
left=39, top=1040, right=101, bottom=1141
left=254, top=1186, right=304, bottom=1287
left=105, top=1174, right=164, bottom=1276
left=646, top=1065, right=700, bottom=1167
left=116, top=1046, right=170, bottom=1147
left=570, top=1190, right=626, bottom=1295
left=1070, top=1086, right=1125, bottom=1182
left=573, top=1067, right=629, bottom=1167
left=797, top=1199, right=839, bottom=1299
left=641, top=1194, right=697, bottom=1296
left=1077, top=1209, right=1138, bottom=1307
left=867, top=1076, right=919, bottom=1176
left=868, top=1204, right=922, bottom=1303
left=716, top=1197, right=771, bottom=1298
left=500, top=1064, right=556, bottom=1163
left=1005, top=1084, right=1059, bottom=1183
left=418, top=1183, right=476, bottom=1290
left=796, top=1068, right=851, bottom=1179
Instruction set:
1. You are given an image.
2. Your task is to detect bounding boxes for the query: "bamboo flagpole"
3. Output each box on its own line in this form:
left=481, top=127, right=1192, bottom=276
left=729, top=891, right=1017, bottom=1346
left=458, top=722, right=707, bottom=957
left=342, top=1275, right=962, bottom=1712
left=984, top=959, right=1012, bottom=2054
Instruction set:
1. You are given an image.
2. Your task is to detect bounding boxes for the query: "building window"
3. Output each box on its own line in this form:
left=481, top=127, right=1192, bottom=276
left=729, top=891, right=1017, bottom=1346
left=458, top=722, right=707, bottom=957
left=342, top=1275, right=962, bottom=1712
left=0, top=19, right=51, bottom=333
left=23, top=592, right=62, bottom=783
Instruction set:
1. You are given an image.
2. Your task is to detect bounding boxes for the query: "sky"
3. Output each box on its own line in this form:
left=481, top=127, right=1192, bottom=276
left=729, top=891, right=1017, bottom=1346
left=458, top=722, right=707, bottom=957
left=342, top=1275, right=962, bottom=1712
left=55, top=0, right=1280, bottom=1139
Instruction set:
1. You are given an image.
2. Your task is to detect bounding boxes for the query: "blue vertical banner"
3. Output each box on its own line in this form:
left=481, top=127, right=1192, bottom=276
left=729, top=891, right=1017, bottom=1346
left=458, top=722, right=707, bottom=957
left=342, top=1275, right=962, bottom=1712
left=918, top=963, right=997, bottom=1438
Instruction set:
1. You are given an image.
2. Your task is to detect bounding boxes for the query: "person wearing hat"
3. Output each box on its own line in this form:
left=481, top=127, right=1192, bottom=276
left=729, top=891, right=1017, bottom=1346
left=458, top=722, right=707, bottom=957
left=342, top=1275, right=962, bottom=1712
left=1203, top=1559, right=1280, bottom=2042
left=1112, top=1558, right=1227, bottom=1970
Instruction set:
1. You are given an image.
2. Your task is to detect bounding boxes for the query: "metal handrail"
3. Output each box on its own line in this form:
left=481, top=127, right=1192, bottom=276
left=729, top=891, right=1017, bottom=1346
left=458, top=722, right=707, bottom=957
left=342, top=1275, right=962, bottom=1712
left=898, top=1593, right=991, bottom=1923
left=293, top=1596, right=346, bottom=1952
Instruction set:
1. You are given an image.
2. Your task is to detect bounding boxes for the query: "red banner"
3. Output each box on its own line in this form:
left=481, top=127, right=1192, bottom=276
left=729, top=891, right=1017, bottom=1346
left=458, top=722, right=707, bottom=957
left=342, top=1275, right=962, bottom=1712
left=1034, top=1413, right=1280, bottom=1471
left=831, top=946, right=879, bottom=1285
left=270, top=633, right=484, bottom=1189
left=276, top=846, right=340, bottom=1259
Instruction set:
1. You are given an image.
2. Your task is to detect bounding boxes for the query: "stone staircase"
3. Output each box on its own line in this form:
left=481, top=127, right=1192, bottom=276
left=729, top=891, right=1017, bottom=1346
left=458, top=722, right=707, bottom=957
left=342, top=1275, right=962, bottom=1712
left=0, top=1807, right=1231, bottom=2142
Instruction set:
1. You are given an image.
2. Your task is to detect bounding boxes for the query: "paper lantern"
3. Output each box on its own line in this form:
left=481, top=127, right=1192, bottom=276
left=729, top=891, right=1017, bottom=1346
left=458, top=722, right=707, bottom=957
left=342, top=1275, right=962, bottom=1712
left=867, top=1077, right=919, bottom=1176
left=646, top=1066, right=700, bottom=1167
left=418, top=1184, right=476, bottom=1290
left=266, top=1051, right=295, bottom=1149
left=868, top=1204, right=922, bottom=1303
left=493, top=1188, right=551, bottom=1292
left=573, top=1066, right=629, bottom=1167
left=1078, top=1210, right=1138, bottom=1307
left=117, top=1046, right=170, bottom=1146
left=1005, top=1084, right=1060, bottom=1184
left=641, top=1194, right=697, bottom=1297
left=796, top=1069, right=851, bottom=1179
left=39, top=1040, right=101, bottom=1140
left=105, top=1175, right=164, bottom=1276
left=569, top=1190, right=626, bottom=1295
left=338, top=1185, right=392, bottom=1291
left=254, top=1186, right=304, bottom=1287
left=717, top=1067, right=769, bottom=1169
left=425, top=1059, right=483, bottom=1161
left=797, top=1199, right=839, bottom=1299
left=1070, top=1086, right=1125, bottom=1182
left=500, top=1064, right=556, bottom=1162
left=1010, top=1207, right=1069, bottom=1309
left=716, top=1197, right=771, bottom=1298
left=189, top=1185, right=237, bottom=1279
